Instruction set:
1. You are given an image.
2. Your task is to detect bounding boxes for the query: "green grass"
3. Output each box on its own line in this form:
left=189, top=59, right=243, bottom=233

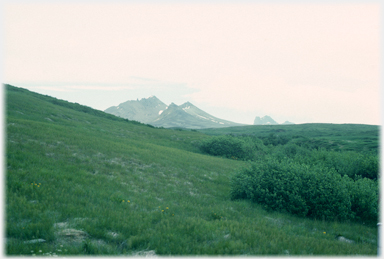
left=5, top=84, right=378, bottom=255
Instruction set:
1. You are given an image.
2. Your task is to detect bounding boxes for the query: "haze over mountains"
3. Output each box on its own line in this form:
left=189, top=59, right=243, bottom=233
left=105, top=96, right=294, bottom=129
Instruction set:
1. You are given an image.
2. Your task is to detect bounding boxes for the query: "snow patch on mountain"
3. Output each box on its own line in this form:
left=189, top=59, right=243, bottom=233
left=195, top=114, right=209, bottom=120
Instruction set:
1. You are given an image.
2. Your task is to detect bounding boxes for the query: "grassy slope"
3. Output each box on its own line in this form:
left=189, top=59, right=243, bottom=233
left=5, top=85, right=377, bottom=255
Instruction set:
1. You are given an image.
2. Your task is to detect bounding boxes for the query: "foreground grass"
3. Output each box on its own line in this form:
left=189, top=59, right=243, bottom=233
left=5, top=85, right=378, bottom=255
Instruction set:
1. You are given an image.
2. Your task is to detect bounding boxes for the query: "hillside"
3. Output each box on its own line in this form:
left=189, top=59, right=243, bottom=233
left=5, top=84, right=378, bottom=255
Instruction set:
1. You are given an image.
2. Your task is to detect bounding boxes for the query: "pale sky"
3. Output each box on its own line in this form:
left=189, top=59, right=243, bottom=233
left=3, top=2, right=381, bottom=125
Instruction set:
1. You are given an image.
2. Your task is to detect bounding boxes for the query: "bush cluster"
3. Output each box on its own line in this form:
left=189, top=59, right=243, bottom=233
left=230, top=158, right=378, bottom=223
left=314, top=150, right=378, bottom=180
left=201, top=132, right=379, bottom=223
left=263, top=142, right=378, bottom=181
left=201, top=134, right=378, bottom=180
left=199, top=135, right=259, bottom=161
left=347, top=177, right=379, bottom=222
left=290, top=148, right=378, bottom=180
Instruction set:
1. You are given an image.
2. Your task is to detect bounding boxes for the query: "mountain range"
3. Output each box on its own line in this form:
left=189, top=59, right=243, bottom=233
left=253, top=116, right=294, bottom=125
left=105, top=96, right=294, bottom=129
left=105, top=96, right=167, bottom=124
left=104, top=96, right=245, bottom=129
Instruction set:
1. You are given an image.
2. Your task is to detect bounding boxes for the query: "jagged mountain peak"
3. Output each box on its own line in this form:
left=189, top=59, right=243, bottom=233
left=168, top=102, right=178, bottom=107
left=147, top=95, right=160, bottom=100
left=180, top=101, right=194, bottom=107
left=139, top=95, right=162, bottom=102
left=105, top=97, right=245, bottom=129
left=104, top=95, right=167, bottom=124
left=261, top=115, right=273, bottom=120
left=254, top=115, right=278, bottom=125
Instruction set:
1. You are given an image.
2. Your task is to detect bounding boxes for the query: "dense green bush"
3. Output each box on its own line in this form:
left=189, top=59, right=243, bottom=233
left=233, top=159, right=310, bottom=217
left=268, top=142, right=379, bottom=180
left=230, top=158, right=378, bottom=223
left=282, top=143, right=312, bottom=159
left=200, top=135, right=257, bottom=161
left=260, top=133, right=292, bottom=146
left=346, top=177, right=379, bottom=222
left=325, top=151, right=378, bottom=180
left=289, top=136, right=341, bottom=151
left=299, top=169, right=352, bottom=221
left=293, top=149, right=379, bottom=180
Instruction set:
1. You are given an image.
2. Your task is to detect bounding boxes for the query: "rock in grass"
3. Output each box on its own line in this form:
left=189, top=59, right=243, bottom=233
left=132, top=250, right=157, bottom=257
left=53, top=222, right=69, bottom=229
left=58, top=228, right=88, bottom=238
left=23, top=239, right=46, bottom=244
left=337, top=236, right=354, bottom=243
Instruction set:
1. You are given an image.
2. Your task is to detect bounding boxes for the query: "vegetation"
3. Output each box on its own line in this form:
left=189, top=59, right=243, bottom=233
left=199, top=127, right=379, bottom=224
left=230, top=158, right=378, bottom=223
left=197, top=123, right=379, bottom=153
left=199, top=135, right=262, bottom=161
left=5, top=84, right=379, bottom=255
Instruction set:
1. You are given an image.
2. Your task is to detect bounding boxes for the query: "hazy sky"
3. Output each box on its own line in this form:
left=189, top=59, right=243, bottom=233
left=3, top=2, right=381, bottom=125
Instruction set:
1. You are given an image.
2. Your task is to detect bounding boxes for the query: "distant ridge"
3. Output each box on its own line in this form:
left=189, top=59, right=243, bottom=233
left=254, top=116, right=295, bottom=125
left=254, top=115, right=278, bottom=125
left=105, top=96, right=245, bottom=129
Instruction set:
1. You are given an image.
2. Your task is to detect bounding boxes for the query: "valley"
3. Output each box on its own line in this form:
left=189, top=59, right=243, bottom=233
left=5, top=84, right=379, bottom=255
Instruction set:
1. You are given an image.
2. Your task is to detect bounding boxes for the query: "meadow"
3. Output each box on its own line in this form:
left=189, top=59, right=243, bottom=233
left=5, top=84, right=379, bottom=255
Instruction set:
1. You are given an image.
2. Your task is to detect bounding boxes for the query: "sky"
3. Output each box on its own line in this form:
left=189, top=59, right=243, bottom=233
left=2, top=1, right=381, bottom=125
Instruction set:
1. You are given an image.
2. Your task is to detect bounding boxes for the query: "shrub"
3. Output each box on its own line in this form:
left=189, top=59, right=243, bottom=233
left=310, top=150, right=379, bottom=180
left=230, top=170, right=249, bottom=200
left=347, top=177, right=378, bottom=223
left=244, top=159, right=309, bottom=217
left=280, top=147, right=379, bottom=181
left=299, top=167, right=352, bottom=221
left=261, top=133, right=292, bottom=146
left=200, top=135, right=256, bottom=161
left=229, top=158, right=378, bottom=222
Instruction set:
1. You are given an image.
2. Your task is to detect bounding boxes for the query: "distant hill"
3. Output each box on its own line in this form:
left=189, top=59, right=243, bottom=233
left=105, top=97, right=245, bottom=129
